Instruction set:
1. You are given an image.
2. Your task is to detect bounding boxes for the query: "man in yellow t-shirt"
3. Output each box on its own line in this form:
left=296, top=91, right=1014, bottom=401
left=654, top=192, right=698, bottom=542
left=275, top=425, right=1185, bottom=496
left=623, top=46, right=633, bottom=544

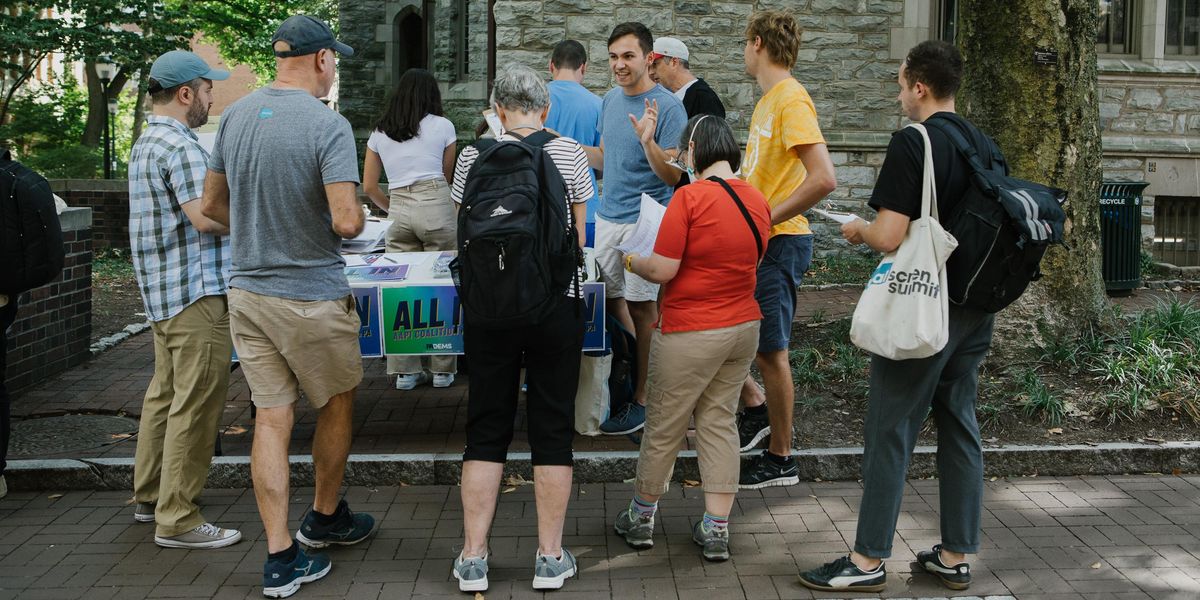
left=736, top=10, right=837, bottom=490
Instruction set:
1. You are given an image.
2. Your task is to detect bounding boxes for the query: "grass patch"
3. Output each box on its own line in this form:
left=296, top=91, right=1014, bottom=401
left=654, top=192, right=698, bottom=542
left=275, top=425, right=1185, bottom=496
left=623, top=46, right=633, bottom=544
left=1016, top=370, right=1065, bottom=426
left=1032, top=298, right=1200, bottom=424
left=803, top=252, right=878, bottom=286
left=93, top=248, right=134, bottom=283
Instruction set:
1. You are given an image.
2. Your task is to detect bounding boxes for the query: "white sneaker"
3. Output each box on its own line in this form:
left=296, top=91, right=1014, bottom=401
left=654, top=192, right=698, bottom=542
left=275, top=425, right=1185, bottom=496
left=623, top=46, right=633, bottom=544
left=432, top=372, right=455, bottom=388
left=395, top=372, right=431, bottom=390
left=0, top=474, right=7, bottom=500
left=154, top=522, right=242, bottom=549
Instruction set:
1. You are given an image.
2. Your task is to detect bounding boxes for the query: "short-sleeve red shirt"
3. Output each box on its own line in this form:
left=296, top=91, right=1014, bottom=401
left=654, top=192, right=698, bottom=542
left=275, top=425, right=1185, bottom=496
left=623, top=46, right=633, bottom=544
left=653, top=178, right=772, bottom=333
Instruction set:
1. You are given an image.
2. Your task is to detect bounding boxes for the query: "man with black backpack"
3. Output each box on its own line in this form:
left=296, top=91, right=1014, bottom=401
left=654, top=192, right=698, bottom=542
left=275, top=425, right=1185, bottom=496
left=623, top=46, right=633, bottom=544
left=799, top=41, right=1063, bottom=593
left=0, top=146, right=65, bottom=499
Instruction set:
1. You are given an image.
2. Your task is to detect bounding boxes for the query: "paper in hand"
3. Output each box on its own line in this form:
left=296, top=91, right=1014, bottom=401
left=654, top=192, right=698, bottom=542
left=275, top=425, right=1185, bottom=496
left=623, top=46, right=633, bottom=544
left=812, top=208, right=859, bottom=225
left=615, top=193, right=667, bottom=258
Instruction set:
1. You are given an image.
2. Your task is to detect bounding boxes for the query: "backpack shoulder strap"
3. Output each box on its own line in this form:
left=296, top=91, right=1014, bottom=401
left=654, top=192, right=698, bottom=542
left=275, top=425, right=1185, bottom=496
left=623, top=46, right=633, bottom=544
left=522, top=129, right=558, bottom=148
left=923, top=117, right=991, bottom=176
left=707, top=176, right=764, bottom=259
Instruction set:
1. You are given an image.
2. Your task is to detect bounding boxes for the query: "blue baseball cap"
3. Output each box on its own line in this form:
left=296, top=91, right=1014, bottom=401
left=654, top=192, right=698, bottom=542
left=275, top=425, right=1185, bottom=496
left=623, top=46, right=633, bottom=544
left=272, top=15, right=354, bottom=57
left=148, top=50, right=230, bottom=91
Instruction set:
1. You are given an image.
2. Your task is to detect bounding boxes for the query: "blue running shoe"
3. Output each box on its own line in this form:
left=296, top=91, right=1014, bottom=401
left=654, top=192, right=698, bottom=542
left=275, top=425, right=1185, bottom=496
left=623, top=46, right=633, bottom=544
left=532, top=547, right=577, bottom=590
left=600, top=402, right=646, bottom=435
left=263, top=546, right=331, bottom=598
left=296, top=500, right=376, bottom=548
left=452, top=552, right=489, bottom=592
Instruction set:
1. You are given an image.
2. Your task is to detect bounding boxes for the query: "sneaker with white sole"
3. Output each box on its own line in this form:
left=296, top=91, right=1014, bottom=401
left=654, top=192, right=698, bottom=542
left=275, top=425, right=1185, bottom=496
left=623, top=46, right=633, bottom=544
left=599, top=402, right=646, bottom=435
left=133, top=502, right=155, bottom=523
left=452, top=552, right=488, bottom=592
left=691, top=521, right=730, bottom=561
left=917, top=544, right=971, bottom=590
left=736, top=410, right=770, bottom=452
left=798, top=555, right=887, bottom=593
left=263, top=546, right=331, bottom=598
left=532, top=548, right=577, bottom=590
left=154, top=522, right=242, bottom=549
left=0, top=474, right=6, bottom=500
left=739, top=451, right=800, bottom=489
left=296, top=500, right=376, bottom=548
left=395, top=372, right=431, bottom=390
left=613, top=507, right=655, bottom=549
left=432, top=372, right=455, bottom=388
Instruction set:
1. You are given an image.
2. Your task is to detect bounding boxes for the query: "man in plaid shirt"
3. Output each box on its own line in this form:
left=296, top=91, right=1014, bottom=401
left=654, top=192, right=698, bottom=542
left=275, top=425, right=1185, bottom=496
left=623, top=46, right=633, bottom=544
left=127, top=50, right=241, bottom=550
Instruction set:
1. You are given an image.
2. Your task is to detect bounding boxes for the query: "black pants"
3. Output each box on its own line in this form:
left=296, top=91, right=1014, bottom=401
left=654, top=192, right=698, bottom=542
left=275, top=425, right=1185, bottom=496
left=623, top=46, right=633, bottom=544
left=463, top=297, right=584, bottom=466
left=1, top=298, right=18, bottom=476
left=854, top=305, right=995, bottom=558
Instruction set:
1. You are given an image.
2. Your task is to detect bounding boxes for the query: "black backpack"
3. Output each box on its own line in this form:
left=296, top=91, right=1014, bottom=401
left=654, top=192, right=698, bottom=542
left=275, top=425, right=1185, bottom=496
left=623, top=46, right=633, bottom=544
left=451, top=130, right=581, bottom=328
left=925, top=118, right=1067, bottom=313
left=0, top=151, right=64, bottom=296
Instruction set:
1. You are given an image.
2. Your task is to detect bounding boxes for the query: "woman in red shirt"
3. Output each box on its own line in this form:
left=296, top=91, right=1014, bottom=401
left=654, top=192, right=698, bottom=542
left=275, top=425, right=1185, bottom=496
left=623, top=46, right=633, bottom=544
left=612, top=115, right=771, bottom=561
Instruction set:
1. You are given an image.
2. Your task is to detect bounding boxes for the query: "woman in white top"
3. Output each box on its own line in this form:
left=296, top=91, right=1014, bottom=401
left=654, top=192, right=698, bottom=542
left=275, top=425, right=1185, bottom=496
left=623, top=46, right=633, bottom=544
left=363, top=68, right=459, bottom=390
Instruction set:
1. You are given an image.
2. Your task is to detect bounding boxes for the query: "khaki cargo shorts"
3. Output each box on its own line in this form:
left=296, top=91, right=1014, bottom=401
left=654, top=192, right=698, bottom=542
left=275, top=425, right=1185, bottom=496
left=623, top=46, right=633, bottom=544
left=228, top=287, right=363, bottom=409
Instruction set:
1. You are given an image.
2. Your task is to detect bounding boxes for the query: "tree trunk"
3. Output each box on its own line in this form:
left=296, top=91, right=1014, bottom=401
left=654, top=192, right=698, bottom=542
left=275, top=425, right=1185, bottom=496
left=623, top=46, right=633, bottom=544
left=957, top=0, right=1107, bottom=349
left=131, top=68, right=150, bottom=143
left=82, top=62, right=129, bottom=148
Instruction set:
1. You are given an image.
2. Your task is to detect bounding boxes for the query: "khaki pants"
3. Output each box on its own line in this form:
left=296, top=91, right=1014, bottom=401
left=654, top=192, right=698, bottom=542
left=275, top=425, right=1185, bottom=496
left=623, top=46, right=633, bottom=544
left=133, top=295, right=232, bottom=537
left=385, top=178, right=457, bottom=376
left=635, top=320, right=760, bottom=496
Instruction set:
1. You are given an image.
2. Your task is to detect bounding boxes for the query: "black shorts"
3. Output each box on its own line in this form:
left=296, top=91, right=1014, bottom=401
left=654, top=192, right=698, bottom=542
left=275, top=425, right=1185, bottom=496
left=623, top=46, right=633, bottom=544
left=462, top=297, right=585, bottom=466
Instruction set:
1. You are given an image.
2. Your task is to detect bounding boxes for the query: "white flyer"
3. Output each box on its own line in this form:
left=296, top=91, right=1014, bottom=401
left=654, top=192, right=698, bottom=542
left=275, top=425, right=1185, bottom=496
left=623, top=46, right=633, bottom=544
left=615, top=193, right=667, bottom=257
left=812, top=208, right=859, bottom=225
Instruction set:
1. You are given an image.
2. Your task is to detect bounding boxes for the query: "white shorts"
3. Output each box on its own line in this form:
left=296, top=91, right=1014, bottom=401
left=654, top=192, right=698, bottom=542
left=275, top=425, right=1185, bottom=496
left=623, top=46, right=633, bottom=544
left=594, top=216, right=660, bottom=302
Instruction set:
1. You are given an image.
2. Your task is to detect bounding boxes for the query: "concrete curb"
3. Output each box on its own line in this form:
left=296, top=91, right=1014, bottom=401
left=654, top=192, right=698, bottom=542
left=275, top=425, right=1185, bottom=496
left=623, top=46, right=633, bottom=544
left=7, top=441, right=1199, bottom=491
left=89, top=321, right=151, bottom=355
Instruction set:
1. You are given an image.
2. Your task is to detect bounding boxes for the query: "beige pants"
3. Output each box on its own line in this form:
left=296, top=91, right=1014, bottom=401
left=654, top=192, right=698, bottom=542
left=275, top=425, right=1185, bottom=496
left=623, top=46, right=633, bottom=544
left=635, top=320, right=760, bottom=496
left=385, top=178, right=457, bottom=375
left=133, top=295, right=232, bottom=537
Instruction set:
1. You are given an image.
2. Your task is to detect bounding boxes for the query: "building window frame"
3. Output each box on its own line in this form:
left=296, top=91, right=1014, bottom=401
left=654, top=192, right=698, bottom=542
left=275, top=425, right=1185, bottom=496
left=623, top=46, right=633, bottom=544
left=1098, top=0, right=1142, bottom=56
left=1165, top=0, right=1200, bottom=56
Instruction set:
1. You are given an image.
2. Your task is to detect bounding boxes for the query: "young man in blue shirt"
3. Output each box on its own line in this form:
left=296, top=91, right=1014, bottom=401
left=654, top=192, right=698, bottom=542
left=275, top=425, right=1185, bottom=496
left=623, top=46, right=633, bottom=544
left=581, top=22, right=688, bottom=435
left=545, top=39, right=602, bottom=245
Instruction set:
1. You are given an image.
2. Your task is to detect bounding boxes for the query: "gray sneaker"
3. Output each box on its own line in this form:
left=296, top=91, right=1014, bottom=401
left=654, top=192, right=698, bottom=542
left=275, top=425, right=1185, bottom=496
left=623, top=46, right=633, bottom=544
left=452, top=552, right=488, bottom=592
left=692, top=520, right=730, bottom=561
left=133, top=502, right=155, bottom=523
left=154, top=523, right=242, bottom=549
left=613, top=508, right=655, bottom=549
left=0, top=474, right=7, bottom=500
left=532, top=548, right=577, bottom=590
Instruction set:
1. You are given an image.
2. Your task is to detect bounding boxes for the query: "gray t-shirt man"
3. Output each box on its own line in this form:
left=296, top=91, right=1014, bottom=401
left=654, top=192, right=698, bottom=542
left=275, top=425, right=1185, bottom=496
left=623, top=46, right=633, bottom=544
left=208, top=87, right=360, bottom=301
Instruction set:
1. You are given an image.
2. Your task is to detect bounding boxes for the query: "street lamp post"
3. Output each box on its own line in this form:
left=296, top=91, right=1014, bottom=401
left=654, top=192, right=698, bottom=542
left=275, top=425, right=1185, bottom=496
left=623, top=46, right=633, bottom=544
left=95, top=56, right=117, bottom=179
left=107, top=96, right=119, bottom=177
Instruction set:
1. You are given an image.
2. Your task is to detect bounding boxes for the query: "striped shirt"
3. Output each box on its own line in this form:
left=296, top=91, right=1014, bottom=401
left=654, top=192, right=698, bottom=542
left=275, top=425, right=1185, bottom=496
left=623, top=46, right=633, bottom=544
left=451, top=133, right=593, bottom=297
left=128, top=116, right=230, bottom=322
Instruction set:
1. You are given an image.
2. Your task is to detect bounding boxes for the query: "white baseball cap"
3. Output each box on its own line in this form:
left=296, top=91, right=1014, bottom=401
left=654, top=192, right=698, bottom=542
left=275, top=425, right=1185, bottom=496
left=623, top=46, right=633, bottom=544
left=650, top=37, right=689, bottom=62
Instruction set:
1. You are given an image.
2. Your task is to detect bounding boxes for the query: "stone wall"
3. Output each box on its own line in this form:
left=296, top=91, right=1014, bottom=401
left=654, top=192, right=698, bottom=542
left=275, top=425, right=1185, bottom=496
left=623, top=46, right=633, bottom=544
left=5, top=208, right=93, bottom=394
left=50, top=180, right=128, bottom=252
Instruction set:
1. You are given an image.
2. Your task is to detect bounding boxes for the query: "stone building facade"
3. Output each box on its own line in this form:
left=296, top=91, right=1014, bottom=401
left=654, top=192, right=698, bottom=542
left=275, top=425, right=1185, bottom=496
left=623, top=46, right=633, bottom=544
left=338, top=0, right=1200, bottom=263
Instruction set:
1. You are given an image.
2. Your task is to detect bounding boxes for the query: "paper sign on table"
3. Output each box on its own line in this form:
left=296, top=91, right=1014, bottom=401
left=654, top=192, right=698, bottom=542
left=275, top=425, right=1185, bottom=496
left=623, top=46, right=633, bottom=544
left=615, top=193, right=667, bottom=257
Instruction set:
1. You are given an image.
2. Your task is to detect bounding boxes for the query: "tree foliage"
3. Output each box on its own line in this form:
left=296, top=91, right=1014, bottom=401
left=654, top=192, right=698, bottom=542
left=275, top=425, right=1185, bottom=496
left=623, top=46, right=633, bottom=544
left=177, top=0, right=339, bottom=82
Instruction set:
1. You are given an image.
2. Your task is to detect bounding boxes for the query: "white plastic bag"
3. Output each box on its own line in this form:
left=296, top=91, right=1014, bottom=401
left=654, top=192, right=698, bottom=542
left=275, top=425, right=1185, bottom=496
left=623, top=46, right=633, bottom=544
left=574, top=353, right=611, bottom=435
left=850, top=123, right=958, bottom=360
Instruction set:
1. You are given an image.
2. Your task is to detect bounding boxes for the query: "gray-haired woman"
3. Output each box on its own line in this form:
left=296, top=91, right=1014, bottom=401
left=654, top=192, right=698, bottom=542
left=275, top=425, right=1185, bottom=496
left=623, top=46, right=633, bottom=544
left=448, top=65, right=593, bottom=594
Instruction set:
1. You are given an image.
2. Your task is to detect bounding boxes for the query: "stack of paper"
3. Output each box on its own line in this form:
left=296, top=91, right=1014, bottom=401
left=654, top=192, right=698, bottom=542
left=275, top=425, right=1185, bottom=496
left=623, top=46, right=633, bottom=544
left=615, top=194, right=667, bottom=257
left=341, top=219, right=390, bottom=254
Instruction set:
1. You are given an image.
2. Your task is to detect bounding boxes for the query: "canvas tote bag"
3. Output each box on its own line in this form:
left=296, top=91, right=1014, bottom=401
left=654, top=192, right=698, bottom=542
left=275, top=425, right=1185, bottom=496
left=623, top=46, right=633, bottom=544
left=850, top=123, right=958, bottom=360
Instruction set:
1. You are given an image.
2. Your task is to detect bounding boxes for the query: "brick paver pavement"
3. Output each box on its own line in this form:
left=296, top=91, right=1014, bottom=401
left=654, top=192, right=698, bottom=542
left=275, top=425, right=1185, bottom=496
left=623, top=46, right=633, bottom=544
left=1, top=475, right=1198, bottom=599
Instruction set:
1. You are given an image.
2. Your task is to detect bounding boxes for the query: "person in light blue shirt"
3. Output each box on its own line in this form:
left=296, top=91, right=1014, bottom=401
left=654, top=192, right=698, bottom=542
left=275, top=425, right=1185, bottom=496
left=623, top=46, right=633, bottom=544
left=580, top=22, right=687, bottom=437
left=545, top=39, right=602, bottom=246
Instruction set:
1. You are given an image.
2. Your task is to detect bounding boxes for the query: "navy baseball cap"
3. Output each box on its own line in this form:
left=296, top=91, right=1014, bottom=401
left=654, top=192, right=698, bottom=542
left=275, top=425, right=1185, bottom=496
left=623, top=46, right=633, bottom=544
left=272, top=15, right=354, bottom=57
left=148, top=51, right=230, bottom=91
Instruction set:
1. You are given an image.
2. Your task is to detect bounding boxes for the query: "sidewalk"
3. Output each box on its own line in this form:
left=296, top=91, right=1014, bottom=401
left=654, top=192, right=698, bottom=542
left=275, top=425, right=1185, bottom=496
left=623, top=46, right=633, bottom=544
left=1, top=475, right=1198, bottom=599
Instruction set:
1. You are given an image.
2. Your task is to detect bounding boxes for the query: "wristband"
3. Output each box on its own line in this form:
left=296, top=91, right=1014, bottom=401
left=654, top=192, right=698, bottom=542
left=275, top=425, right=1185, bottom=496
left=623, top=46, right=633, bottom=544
left=624, top=254, right=635, bottom=272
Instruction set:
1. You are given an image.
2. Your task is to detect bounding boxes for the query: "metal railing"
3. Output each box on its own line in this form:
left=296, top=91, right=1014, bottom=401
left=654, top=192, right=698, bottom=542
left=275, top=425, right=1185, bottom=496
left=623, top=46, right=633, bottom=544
left=1153, top=195, right=1200, bottom=267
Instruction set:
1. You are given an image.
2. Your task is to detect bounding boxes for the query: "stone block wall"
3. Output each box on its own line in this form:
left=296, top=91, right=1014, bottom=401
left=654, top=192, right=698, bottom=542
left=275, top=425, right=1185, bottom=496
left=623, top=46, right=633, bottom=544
left=50, top=180, right=129, bottom=252
left=5, top=208, right=93, bottom=394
